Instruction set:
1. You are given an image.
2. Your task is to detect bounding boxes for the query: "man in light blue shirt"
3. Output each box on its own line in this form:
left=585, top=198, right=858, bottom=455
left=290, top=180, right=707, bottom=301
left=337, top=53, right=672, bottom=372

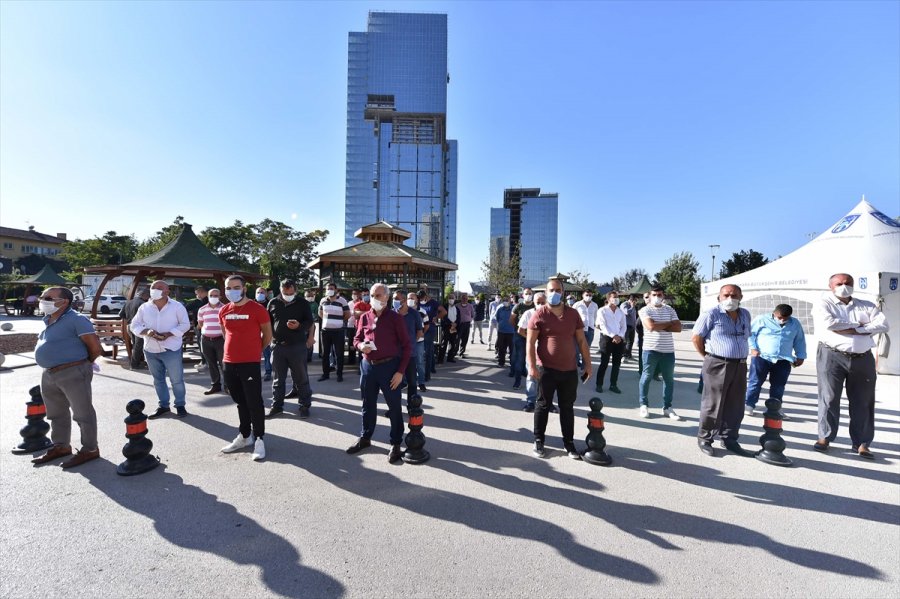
left=745, top=304, right=807, bottom=417
left=692, top=284, right=753, bottom=457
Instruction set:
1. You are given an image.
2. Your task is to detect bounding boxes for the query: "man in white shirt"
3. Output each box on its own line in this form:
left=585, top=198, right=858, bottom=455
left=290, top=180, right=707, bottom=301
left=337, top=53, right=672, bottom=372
left=638, top=286, right=683, bottom=420
left=487, top=294, right=502, bottom=350
left=595, top=291, right=627, bottom=394
left=131, top=280, right=191, bottom=418
left=574, top=291, right=598, bottom=368
left=813, top=273, right=889, bottom=459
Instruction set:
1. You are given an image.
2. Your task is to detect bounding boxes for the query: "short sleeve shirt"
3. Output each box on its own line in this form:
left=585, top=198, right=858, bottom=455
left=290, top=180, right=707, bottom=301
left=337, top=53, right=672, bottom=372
left=528, top=306, right=584, bottom=372
left=219, top=300, right=270, bottom=364
left=639, top=305, right=679, bottom=353
left=35, top=309, right=95, bottom=369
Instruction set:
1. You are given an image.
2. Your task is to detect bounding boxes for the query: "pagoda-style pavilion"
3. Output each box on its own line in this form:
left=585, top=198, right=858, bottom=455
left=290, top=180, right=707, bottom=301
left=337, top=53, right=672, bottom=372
left=83, top=223, right=263, bottom=318
left=308, top=222, right=457, bottom=297
left=1, top=265, right=76, bottom=315
left=624, top=275, right=653, bottom=296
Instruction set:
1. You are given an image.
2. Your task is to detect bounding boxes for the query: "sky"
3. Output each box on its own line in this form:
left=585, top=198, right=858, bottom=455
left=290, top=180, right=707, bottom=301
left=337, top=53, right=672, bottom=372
left=1, top=0, right=898, bottom=290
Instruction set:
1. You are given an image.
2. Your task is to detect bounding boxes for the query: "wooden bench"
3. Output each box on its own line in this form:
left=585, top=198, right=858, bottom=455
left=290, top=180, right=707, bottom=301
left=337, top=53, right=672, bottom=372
left=91, top=318, right=132, bottom=361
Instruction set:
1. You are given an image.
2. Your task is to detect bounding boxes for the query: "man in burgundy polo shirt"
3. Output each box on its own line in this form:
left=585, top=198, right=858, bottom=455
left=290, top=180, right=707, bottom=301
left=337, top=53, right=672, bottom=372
left=347, top=282, right=412, bottom=463
left=528, top=277, right=593, bottom=460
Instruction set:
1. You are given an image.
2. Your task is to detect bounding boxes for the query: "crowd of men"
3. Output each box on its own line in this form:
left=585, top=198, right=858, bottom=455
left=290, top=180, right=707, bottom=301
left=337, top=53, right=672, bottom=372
left=27, top=272, right=889, bottom=468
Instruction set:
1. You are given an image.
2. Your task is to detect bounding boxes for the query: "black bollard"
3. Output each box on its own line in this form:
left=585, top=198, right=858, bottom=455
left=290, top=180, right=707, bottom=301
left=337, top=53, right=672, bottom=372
left=402, top=393, right=430, bottom=464
left=117, top=399, right=161, bottom=476
left=11, top=386, right=54, bottom=455
left=755, top=396, right=793, bottom=467
left=582, top=396, right=612, bottom=466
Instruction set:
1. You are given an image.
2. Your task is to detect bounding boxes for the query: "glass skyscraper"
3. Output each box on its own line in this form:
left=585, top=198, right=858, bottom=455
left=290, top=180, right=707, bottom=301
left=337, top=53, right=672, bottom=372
left=489, top=188, right=558, bottom=286
left=344, top=12, right=457, bottom=264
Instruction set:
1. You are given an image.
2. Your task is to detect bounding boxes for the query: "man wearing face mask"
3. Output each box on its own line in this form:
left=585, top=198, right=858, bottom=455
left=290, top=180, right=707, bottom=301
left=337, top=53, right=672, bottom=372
left=528, top=278, right=592, bottom=459
left=121, top=288, right=150, bottom=370
left=744, top=304, right=806, bottom=417
left=471, top=293, right=486, bottom=345
left=410, top=291, right=430, bottom=391
left=438, top=292, right=460, bottom=364
left=813, top=273, right=889, bottom=459
left=255, top=287, right=273, bottom=381
left=494, top=296, right=515, bottom=369
left=348, top=289, right=369, bottom=366
left=303, top=290, right=318, bottom=364
left=197, top=288, right=226, bottom=395
left=457, top=292, right=474, bottom=358
left=487, top=294, right=502, bottom=350
left=318, top=282, right=349, bottom=382
left=510, top=288, right=535, bottom=386
left=348, top=283, right=412, bottom=463
left=266, top=279, right=316, bottom=419
left=417, top=289, right=440, bottom=379
left=573, top=290, right=598, bottom=369
left=220, top=275, right=273, bottom=461
left=595, top=291, right=626, bottom=394
left=566, top=295, right=577, bottom=307
left=394, top=289, right=424, bottom=402
left=692, top=284, right=752, bottom=457
left=31, top=287, right=103, bottom=468
left=621, top=295, right=639, bottom=362
left=131, top=280, right=191, bottom=419
left=639, top=286, right=682, bottom=420
left=186, top=286, right=209, bottom=371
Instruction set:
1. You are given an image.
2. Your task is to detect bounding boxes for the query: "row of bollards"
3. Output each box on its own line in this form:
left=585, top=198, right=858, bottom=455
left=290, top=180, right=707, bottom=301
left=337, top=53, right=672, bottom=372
left=10, top=387, right=792, bottom=472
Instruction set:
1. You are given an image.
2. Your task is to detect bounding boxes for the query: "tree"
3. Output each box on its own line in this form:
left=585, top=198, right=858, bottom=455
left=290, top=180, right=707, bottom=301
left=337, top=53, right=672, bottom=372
left=655, top=252, right=702, bottom=320
left=719, top=249, right=769, bottom=279
left=566, top=268, right=599, bottom=292
left=605, top=268, right=649, bottom=293
left=248, top=219, right=328, bottom=289
left=480, top=243, right=521, bottom=297
left=58, top=231, right=139, bottom=280
left=135, top=216, right=186, bottom=258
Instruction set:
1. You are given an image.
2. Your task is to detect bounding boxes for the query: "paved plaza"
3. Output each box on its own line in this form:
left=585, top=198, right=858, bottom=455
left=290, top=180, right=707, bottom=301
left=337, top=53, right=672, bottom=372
left=1, top=317, right=898, bottom=598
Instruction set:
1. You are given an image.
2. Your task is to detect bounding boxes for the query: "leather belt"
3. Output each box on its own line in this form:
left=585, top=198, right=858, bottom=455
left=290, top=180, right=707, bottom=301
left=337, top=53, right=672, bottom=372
left=823, top=344, right=868, bottom=358
left=707, top=354, right=745, bottom=363
left=47, top=359, right=89, bottom=374
left=367, top=357, right=395, bottom=366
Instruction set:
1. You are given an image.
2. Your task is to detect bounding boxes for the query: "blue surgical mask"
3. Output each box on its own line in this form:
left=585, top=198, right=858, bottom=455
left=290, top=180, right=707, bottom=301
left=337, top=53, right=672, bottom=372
left=392, top=299, right=402, bottom=310
left=225, top=289, right=243, bottom=303
left=363, top=294, right=371, bottom=303
left=256, top=293, right=267, bottom=302
left=548, top=291, right=562, bottom=306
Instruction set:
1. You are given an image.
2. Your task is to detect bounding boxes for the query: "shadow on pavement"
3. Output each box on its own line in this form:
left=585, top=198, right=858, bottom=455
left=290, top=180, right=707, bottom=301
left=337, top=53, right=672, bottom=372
left=79, top=459, right=344, bottom=598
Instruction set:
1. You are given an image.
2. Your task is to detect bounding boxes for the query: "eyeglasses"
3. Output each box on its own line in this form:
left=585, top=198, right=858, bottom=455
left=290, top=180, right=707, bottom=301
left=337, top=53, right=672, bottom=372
left=39, top=296, right=60, bottom=301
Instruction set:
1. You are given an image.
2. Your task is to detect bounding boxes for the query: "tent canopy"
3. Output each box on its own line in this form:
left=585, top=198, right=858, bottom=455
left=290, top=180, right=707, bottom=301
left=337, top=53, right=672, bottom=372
left=2, top=264, right=71, bottom=286
left=624, top=275, right=653, bottom=296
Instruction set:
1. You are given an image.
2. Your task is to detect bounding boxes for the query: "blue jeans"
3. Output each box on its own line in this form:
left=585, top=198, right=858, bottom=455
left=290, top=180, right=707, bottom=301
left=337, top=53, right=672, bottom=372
left=512, top=335, right=527, bottom=382
left=262, top=345, right=272, bottom=376
left=639, top=350, right=675, bottom=408
left=424, top=330, right=436, bottom=377
left=745, top=357, right=792, bottom=408
left=359, top=357, right=404, bottom=445
left=145, top=349, right=186, bottom=408
left=524, top=360, right=538, bottom=406
left=578, top=328, right=595, bottom=367
left=414, top=341, right=426, bottom=385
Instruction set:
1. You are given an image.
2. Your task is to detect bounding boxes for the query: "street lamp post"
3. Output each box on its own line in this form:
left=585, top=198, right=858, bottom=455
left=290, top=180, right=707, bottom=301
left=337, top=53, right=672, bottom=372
left=709, top=244, right=720, bottom=282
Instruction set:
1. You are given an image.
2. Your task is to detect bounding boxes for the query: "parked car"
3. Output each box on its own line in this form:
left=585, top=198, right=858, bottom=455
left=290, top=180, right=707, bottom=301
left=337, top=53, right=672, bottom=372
left=81, top=295, right=127, bottom=314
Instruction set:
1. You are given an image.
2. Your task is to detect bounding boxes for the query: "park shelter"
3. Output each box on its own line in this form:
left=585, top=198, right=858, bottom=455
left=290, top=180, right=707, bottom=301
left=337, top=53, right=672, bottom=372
left=624, top=275, right=653, bottom=296
left=83, top=223, right=263, bottom=318
left=699, top=198, right=900, bottom=375
left=532, top=273, right=586, bottom=295
left=1, top=265, right=76, bottom=315
left=307, top=222, right=457, bottom=297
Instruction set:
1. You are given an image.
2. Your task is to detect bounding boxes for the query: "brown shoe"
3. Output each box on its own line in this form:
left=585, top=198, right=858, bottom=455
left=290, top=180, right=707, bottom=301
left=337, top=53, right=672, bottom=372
left=61, top=448, right=100, bottom=469
left=31, top=444, right=72, bottom=465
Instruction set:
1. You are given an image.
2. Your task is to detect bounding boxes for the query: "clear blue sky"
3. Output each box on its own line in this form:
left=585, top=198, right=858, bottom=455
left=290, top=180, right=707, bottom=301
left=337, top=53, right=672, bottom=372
left=2, top=0, right=898, bottom=289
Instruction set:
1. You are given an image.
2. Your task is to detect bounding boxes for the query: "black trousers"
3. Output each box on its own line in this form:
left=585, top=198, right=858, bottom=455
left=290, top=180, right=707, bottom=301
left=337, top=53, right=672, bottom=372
left=272, top=342, right=312, bottom=408
left=533, top=367, right=579, bottom=445
left=458, top=322, right=471, bottom=354
left=597, top=335, right=624, bottom=387
left=439, top=326, right=459, bottom=361
left=223, top=362, right=265, bottom=439
left=345, top=326, right=357, bottom=364
left=817, top=343, right=876, bottom=447
left=624, top=326, right=636, bottom=358
left=321, top=328, right=345, bottom=377
left=496, top=332, right=513, bottom=366
left=698, top=355, right=747, bottom=442
left=129, top=331, right=145, bottom=367
left=201, top=335, right=224, bottom=387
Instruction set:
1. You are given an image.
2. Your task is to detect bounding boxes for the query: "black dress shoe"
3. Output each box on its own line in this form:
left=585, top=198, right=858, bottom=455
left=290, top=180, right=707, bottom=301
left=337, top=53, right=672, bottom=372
left=284, top=388, right=299, bottom=399
left=609, top=386, right=622, bottom=394
left=346, top=438, right=371, bottom=454
left=720, top=439, right=754, bottom=457
left=265, top=407, right=284, bottom=419
left=175, top=407, right=188, bottom=418
left=698, top=439, right=715, bottom=456
left=336, top=375, right=343, bottom=382
left=203, top=385, right=222, bottom=395
left=317, top=374, right=330, bottom=382
left=388, top=444, right=403, bottom=463
left=148, top=407, right=171, bottom=419
left=418, top=384, right=427, bottom=392
left=299, top=406, right=310, bottom=419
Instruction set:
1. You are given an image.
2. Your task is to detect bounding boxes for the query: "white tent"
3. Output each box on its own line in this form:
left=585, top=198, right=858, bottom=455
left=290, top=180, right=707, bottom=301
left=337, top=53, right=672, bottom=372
left=699, top=198, right=900, bottom=375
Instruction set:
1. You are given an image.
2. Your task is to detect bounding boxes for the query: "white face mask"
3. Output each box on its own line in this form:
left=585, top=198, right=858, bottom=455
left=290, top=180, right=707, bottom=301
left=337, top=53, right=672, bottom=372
left=39, top=300, right=61, bottom=316
left=524, top=294, right=533, bottom=302
left=775, top=316, right=787, bottom=325
left=650, top=296, right=664, bottom=307
left=150, top=289, right=164, bottom=301
left=609, top=298, right=619, bottom=306
left=326, top=289, right=336, bottom=297
left=448, top=298, right=455, bottom=305
left=370, top=297, right=385, bottom=311
left=720, top=298, right=740, bottom=311
left=834, top=284, right=853, bottom=298
left=407, top=299, right=417, bottom=309
left=208, top=296, right=220, bottom=306
left=282, top=294, right=295, bottom=303
left=305, top=296, right=315, bottom=302
left=583, top=295, right=592, bottom=303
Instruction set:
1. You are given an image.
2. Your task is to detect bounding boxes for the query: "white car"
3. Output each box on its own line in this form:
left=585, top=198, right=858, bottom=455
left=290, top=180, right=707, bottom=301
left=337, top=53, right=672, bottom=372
left=82, top=295, right=127, bottom=314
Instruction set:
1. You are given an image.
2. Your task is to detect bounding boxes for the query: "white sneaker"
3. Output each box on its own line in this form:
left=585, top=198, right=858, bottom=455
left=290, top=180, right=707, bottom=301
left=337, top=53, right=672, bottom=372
left=663, top=408, right=683, bottom=421
left=639, top=405, right=650, bottom=418
left=744, top=405, right=756, bottom=416
left=251, top=438, right=266, bottom=461
left=221, top=433, right=255, bottom=453
left=195, top=363, right=208, bottom=371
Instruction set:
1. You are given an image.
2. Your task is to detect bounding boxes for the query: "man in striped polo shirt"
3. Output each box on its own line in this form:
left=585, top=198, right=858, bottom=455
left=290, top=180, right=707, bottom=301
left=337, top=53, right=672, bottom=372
left=692, top=284, right=753, bottom=457
left=197, top=288, right=225, bottom=395
left=318, top=282, right=349, bottom=382
left=638, top=285, right=683, bottom=420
